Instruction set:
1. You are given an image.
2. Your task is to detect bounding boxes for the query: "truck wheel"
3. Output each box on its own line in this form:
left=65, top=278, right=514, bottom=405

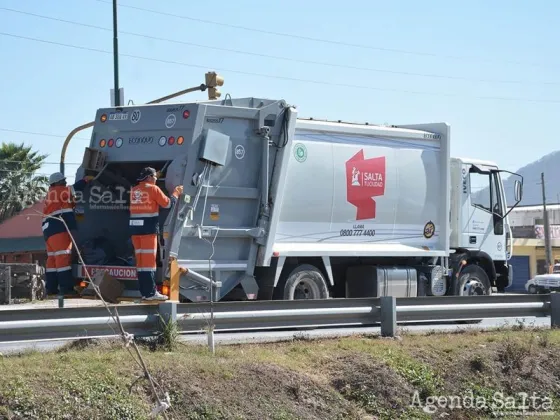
left=278, top=264, right=329, bottom=300
left=454, top=264, right=492, bottom=296
left=454, top=264, right=491, bottom=324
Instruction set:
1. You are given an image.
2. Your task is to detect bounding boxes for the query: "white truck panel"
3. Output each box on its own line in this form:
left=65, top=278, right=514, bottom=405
left=273, top=120, right=451, bottom=258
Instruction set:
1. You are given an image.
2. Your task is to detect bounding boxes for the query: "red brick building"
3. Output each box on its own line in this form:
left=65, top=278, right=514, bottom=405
left=0, top=201, right=46, bottom=265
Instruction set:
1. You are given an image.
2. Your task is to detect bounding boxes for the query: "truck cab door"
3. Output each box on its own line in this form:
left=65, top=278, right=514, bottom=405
left=462, top=164, right=506, bottom=261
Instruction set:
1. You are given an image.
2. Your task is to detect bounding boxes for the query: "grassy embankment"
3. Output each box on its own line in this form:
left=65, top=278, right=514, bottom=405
left=1, top=322, right=559, bottom=419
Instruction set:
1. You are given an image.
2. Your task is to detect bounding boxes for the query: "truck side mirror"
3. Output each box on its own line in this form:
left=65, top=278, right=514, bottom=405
left=514, top=179, right=523, bottom=202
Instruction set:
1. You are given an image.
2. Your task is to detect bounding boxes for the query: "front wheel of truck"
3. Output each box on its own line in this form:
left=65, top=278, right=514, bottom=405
left=275, top=264, right=330, bottom=300
left=454, top=264, right=491, bottom=324
left=454, top=264, right=492, bottom=297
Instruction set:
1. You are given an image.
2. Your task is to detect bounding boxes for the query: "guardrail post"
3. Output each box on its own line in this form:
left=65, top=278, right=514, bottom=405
left=158, top=301, right=177, bottom=325
left=380, top=296, right=397, bottom=337
left=5, top=266, right=11, bottom=304
left=550, top=293, right=560, bottom=328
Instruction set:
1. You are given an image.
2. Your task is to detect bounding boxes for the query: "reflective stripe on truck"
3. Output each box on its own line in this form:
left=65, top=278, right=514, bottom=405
left=77, top=265, right=138, bottom=280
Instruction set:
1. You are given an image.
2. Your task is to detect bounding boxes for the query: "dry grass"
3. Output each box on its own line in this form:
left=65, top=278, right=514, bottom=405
left=1, top=328, right=560, bottom=419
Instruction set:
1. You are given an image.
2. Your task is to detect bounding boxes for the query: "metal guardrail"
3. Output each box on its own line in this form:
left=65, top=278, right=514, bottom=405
left=0, top=294, right=558, bottom=344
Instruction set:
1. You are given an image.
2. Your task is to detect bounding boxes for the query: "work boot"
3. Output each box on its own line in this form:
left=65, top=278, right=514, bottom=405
left=142, top=291, right=169, bottom=301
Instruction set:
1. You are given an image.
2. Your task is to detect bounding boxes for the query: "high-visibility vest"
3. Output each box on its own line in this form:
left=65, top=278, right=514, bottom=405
left=41, top=180, right=86, bottom=238
left=129, top=181, right=175, bottom=235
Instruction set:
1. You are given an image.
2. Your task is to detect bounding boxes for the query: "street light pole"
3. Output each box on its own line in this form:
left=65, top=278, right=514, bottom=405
left=112, top=0, right=120, bottom=107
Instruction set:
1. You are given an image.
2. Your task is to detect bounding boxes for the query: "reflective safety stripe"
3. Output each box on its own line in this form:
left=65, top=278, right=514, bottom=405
left=42, top=208, right=74, bottom=223
left=47, top=250, right=71, bottom=256
left=136, top=268, right=157, bottom=272
left=135, top=249, right=157, bottom=254
left=45, top=208, right=74, bottom=217
left=46, top=268, right=57, bottom=273
left=130, top=212, right=159, bottom=218
left=57, top=266, right=72, bottom=272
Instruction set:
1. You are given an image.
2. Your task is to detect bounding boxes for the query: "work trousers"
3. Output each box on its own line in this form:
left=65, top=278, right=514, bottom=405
left=45, top=231, right=74, bottom=295
left=131, top=234, right=157, bottom=298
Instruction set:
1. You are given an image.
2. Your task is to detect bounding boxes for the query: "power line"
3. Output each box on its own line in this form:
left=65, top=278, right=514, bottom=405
left=2, top=31, right=559, bottom=105
left=0, top=159, right=81, bottom=166
left=93, top=0, right=553, bottom=70
left=1, top=6, right=556, bottom=87
left=0, top=128, right=90, bottom=141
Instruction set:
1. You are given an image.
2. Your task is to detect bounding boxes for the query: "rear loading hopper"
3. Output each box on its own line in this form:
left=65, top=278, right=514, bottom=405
left=73, top=98, right=292, bottom=301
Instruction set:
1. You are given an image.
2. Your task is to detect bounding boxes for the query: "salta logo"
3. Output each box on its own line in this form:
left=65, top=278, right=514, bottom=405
left=346, top=150, right=386, bottom=220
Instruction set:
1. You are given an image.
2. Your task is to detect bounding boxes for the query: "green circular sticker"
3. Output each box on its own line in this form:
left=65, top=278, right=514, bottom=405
left=294, top=143, right=307, bottom=162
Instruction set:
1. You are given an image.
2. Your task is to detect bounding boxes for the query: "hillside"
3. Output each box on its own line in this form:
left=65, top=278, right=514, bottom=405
left=503, top=150, right=560, bottom=207
left=1, top=328, right=559, bottom=419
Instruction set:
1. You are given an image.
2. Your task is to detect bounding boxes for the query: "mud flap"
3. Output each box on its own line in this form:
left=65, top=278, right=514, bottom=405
left=240, top=274, right=259, bottom=300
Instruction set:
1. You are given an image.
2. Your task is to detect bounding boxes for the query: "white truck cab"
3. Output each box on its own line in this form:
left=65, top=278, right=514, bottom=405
left=449, top=157, right=523, bottom=294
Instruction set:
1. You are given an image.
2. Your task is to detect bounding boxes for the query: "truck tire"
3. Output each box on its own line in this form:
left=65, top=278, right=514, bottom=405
left=277, top=264, right=330, bottom=300
left=454, top=264, right=492, bottom=296
left=454, top=264, right=491, bottom=324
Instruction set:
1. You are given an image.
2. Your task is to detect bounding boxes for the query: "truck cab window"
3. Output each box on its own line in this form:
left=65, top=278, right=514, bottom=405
left=491, top=172, right=504, bottom=216
left=470, top=172, right=491, bottom=212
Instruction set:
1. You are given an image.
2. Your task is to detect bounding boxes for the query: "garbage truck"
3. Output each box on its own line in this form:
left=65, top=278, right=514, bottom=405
left=70, top=96, right=523, bottom=302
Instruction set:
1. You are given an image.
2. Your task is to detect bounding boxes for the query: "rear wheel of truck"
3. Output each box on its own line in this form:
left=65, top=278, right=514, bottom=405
left=454, top=264, right=491, bottom=324
left=275, top=264, right=330, bottom=300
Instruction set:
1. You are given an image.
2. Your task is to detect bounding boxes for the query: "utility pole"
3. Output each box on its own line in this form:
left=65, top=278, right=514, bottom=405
left=112, top=0, right=120, bottom=107
left=541, top=172, right=553, bottom=273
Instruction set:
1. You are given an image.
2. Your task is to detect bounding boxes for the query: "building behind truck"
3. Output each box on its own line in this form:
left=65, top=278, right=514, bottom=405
left=69, top=94, right=523, bottom=303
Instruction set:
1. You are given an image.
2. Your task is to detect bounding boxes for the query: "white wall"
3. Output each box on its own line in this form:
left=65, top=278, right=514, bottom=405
left=509, top=205, right=560, bottom=226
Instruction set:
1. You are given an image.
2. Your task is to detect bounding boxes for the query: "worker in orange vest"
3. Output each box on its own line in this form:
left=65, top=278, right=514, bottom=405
left=129, top=167, right=182, bottom=301
left=42, top=172, right=93, bottom=296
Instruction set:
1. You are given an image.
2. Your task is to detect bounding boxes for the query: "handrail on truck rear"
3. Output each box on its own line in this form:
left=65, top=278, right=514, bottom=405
left=59, top=83, right=207, bottom=175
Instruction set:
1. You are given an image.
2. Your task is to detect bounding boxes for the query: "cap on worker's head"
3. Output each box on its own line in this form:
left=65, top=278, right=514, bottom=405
left=49, top=172, right=66, bottom=185
left=137, top=167, right=157, bottom=181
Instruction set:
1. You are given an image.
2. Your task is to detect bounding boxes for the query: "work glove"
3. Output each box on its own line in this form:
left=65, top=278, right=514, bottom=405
left=173, top=185, right=183, bottom=198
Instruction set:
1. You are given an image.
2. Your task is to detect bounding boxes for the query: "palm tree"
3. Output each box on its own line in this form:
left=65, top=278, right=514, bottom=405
left=0, top=143, right=48, bottom=222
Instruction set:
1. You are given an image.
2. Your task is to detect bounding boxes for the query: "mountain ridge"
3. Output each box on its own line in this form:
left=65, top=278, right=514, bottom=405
left=502, top=150, right=560, bottom=207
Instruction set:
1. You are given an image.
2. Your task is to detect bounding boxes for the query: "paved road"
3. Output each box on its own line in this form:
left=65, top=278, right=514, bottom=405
left=0, top=298, right=135, bottom=310
left=0, top=315, right=550, bottom=355
left=0, top=292, right=526, bottom=311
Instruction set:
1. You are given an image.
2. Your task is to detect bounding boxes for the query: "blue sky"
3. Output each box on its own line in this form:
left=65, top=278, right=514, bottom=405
left=0, top=0, right=558, bottom=184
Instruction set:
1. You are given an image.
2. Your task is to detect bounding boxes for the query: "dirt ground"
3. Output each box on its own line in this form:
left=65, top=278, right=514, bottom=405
left=1, top=325, right=559, bottom=419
